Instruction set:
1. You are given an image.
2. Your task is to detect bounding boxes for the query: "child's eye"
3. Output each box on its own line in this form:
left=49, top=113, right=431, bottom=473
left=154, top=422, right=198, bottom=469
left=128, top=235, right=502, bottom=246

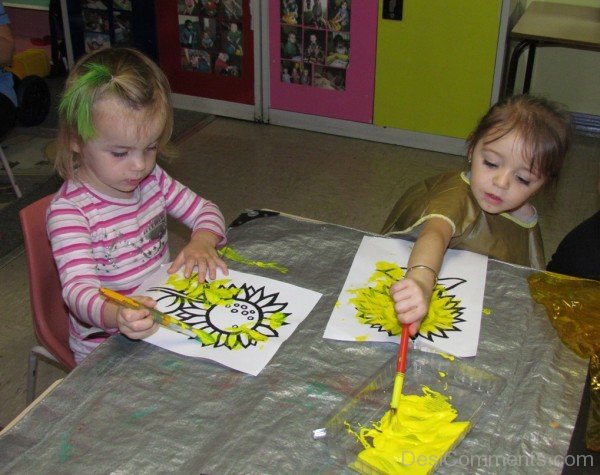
left=483, top=159, right=497, bottom=168
left=146, top=144, right=158, bottom=152
left=517, top=176, right=531, bottom=186
left=112, top=151, right=128, bottom=158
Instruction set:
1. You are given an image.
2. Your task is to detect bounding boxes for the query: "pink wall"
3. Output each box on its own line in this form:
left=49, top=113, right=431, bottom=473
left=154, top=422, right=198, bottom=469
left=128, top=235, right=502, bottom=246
left=269, top=1, right=378, bottom=123
left=5, top=6, right=51, bottom=54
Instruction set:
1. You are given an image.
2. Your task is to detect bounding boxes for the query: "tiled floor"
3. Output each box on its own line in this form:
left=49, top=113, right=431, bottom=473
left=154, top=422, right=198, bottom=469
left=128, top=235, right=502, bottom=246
left=166, top=117, right=600, bottom=259
left=1, top=116, right=598, bottom=427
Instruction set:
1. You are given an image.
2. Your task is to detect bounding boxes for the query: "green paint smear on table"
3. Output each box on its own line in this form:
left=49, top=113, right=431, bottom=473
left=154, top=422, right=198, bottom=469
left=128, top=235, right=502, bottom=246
left=219, top=246, right=288, bottom=274
left=59, top=430, right=73, bottom=462
left=130, top=404, right=158, bottom=421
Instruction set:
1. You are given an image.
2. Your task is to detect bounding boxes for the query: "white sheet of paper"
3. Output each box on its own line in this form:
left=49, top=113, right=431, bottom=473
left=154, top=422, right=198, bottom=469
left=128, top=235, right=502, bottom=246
left=323, top=236, right=488, bottom=357
left=138, top=266, right=322, bottom=375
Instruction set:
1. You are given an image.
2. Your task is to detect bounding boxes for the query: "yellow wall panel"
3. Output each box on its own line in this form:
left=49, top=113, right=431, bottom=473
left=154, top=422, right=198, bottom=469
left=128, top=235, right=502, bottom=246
left=374, top=0, right=502, bottom=139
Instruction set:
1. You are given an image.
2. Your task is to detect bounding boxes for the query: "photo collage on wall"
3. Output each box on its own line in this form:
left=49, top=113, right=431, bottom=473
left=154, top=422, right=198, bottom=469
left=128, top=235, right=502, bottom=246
left=177, top=0, right=244, bottom=77
left=82, top=0, right=133, bottom=54
left=280, top=0, right=350, bottom=91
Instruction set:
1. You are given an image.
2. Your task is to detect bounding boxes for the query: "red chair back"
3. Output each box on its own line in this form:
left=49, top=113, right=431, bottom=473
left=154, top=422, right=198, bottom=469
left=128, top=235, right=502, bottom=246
left=19, top=194, right=76, bottom=370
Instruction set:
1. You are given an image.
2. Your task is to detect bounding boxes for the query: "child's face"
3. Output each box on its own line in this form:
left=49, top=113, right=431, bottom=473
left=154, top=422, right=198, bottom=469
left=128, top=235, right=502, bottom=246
left=73, top=97, right=164, bottom=199
left=469, top=130, right=546, bottom=216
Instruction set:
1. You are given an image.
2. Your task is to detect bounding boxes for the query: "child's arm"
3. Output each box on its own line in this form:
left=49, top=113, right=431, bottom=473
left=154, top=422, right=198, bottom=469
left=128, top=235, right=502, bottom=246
left=390, top=217, right=453, bottom=336
left=168, top=230, right=228, bottom=281
left=155, top=166, right=228, bottom=281
left=102, top=295, right=159, bottom=340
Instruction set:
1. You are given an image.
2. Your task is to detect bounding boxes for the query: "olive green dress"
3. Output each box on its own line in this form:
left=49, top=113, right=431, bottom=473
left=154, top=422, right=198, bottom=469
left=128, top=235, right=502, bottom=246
left=381, top=172, right=545, bottom=269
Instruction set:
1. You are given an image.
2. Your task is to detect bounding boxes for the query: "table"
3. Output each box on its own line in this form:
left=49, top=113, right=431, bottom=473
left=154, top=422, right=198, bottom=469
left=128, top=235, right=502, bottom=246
left=0, top=211, right=589, bottom=474
left=505, top=1, right=600, bottom=96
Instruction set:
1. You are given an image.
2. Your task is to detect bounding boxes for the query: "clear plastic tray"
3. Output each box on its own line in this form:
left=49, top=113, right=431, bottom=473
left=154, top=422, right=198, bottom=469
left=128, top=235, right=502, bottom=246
left=313, top=351, right=506, bottom=474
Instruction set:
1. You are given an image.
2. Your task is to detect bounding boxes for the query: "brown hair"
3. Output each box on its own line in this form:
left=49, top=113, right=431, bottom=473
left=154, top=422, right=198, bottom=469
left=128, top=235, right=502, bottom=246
left=54, top=47, right=176, bottom=179
left=466, top=95, right=572, bottom=186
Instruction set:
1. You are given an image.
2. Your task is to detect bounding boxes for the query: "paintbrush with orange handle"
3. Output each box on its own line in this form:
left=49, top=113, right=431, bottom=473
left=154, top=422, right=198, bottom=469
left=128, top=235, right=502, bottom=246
left=390, top=323, right=411, bottom=413
left=99, top=287, right=215, bottom=344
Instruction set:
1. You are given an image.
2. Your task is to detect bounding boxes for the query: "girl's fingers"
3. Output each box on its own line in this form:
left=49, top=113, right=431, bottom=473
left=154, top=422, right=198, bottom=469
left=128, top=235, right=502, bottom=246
left=206, top=259, right=218, bottom=280
left=167, top=254, right=184, bottom=274
left=195, top=260, right=208, bottom=282
left=120, top=311, right=155, bottom=334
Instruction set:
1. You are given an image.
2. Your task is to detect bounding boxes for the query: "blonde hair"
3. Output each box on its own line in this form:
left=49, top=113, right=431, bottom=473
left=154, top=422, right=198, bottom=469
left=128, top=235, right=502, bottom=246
left=55, top=47, right=175, bottom=179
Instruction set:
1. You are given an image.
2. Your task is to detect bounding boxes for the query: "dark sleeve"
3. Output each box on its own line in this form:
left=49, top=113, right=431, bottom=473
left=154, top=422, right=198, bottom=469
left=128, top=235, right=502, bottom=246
left=546, top=211, right=600, bottom=280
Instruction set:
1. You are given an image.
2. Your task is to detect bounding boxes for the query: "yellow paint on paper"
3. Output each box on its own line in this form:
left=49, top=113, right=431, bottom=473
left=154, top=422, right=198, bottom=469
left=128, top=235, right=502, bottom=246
left=225, top=324, right=269, bottom=343
left=439, top=352, right=455, bottom=362
left=348, top=261, right=463, bottom=340
left=267, top=312, right=287, bottom=329
left=166, top=274, right=239, bottom=307
left=355, top=335, right=369, bottom=342
left=346, top=386, right=469, bottom=474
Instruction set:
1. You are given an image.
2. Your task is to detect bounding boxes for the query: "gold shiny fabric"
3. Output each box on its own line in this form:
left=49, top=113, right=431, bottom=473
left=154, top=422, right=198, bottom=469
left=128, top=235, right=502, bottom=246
left=529, top=272, right=600, bottom=451
left=590, top=354, right=600, bottom=452
left=382, top=172, right=545, bottom=269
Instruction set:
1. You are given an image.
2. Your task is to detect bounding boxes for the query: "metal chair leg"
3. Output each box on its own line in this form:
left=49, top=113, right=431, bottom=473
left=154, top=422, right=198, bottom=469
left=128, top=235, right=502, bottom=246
left=26, top=346, right=61, bottom=405
left=0, top=145, right=22, bottom=198
left=26, top=351, right=39, bottom=405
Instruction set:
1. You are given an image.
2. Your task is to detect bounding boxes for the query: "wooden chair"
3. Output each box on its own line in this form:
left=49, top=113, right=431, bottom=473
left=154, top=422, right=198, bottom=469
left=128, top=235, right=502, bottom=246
left=19, top=193, right=75, bottom=404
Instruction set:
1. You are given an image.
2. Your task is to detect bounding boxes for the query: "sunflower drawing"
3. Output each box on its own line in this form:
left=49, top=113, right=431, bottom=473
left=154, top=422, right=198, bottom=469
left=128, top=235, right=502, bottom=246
left=348, top=261, right=465, bottom=341
left=149, top=274, right=290, bottom=350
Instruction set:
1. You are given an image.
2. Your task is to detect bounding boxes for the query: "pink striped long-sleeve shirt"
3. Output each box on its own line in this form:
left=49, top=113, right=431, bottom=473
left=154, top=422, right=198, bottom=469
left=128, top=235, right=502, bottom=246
left=47, top=165, right=226, bottom=362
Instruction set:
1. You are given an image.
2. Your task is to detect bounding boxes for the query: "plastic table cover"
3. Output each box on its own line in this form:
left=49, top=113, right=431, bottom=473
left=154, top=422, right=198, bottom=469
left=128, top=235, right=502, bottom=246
left=0, top=211, right=589, bottom=474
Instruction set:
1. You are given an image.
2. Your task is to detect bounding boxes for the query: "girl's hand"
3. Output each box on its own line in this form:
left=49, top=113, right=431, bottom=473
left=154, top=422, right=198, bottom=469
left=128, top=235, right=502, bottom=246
left=168, top=230, right=228, bottom=282
left=116, top=295, right=159, bottom=340
left=389, top=217, right=451, bottom=336
left=390, top=278, right=431, bottom=336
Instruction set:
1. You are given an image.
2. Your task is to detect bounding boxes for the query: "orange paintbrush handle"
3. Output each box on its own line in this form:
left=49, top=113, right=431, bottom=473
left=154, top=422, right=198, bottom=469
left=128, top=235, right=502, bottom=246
left=390, top=324, right=411, bottom=410
left=396, top=323, right=410, bottom=374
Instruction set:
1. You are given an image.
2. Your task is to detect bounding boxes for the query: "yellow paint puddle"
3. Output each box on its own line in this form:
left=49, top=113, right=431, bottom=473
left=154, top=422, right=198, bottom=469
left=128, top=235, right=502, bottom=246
left=346, top=386, right=469, bottom=474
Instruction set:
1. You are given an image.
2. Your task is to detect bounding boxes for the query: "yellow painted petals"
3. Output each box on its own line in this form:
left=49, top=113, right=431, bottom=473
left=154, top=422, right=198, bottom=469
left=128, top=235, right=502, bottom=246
left=166, top=274, right=239, bottom=307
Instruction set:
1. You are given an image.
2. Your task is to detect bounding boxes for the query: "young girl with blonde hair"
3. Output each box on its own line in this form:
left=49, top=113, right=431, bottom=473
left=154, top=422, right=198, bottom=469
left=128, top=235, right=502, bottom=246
left=48, top=47, right=228, bottom=363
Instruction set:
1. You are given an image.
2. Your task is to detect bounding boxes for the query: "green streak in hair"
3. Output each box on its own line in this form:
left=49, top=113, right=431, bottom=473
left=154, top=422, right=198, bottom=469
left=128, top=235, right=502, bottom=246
left=59, top=63, right=113, bottom=140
